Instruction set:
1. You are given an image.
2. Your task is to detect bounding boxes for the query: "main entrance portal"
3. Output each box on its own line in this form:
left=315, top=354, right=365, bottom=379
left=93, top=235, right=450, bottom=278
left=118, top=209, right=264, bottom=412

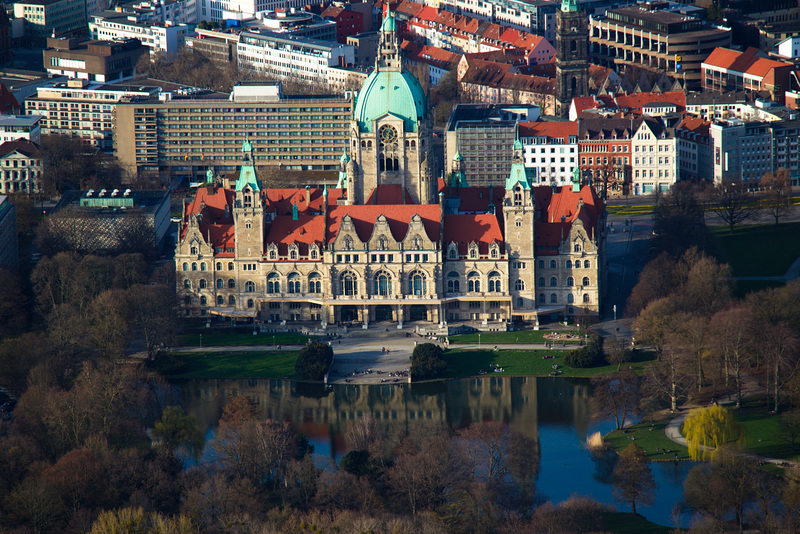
left=409, top=305, right=427, bottom=322
left=341, top=305, right=358, bottom=322
left=375, top=305, right=393, bottom=322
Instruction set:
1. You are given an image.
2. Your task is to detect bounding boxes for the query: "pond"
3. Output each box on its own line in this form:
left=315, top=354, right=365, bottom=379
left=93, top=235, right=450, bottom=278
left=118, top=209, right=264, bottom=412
left=177, top=376, right=694, bottom=528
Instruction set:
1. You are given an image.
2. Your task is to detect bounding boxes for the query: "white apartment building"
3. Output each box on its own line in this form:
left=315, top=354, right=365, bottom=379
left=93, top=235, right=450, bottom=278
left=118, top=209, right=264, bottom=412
left=120, top=0, right=199, bottom=26
left=776, top=36, right=800, bottom=59
left=0, top=116, right=42, bottom=144
left=630, top=117, right=677, bottom=195
left=25, top=79, right=161, bottom=151
left=518, top=121, right=579, bottom=186
left=89, top=10, right=189, bottom=55
left=200, top=0, right=310, bottom=22
left=237, top=31, right=354, bottom=82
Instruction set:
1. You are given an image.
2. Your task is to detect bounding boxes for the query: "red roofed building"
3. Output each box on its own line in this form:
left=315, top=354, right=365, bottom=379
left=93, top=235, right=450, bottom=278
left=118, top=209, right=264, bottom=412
left=175, top=12, right=605, bottom=329
left=702, top=47, right=797, bottom=104
left=321, top=3, right=370, bottom=44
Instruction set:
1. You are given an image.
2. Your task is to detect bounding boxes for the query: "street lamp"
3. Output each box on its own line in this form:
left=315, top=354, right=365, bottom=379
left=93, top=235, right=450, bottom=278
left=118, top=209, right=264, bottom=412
left=478, top=333, right=481, bottom=349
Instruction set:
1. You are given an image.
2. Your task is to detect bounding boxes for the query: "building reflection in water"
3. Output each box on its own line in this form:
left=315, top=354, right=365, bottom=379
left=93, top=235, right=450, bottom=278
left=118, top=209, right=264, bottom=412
left=177, top=376, right=592, bottom=460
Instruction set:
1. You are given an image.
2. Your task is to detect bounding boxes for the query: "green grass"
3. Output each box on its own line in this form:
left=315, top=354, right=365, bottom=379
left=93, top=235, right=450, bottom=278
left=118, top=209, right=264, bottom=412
left=442, top=349, right=656, bottom=379
left=733, top=405, right=800, bottom=461
left=733, top=279, right=785, bottom=299
left=448, top=330, right=583, bottom=344
left=606, top=205, right=655, bottom=215
left=177, top=331, right=310, bottom=347
left=712, top=221, right=800, bottom=276
left=601, top=512, right=675, bottom=533
left=605, top=420, right=690, bottom=461
left=166, top=350, right=300, bottom=379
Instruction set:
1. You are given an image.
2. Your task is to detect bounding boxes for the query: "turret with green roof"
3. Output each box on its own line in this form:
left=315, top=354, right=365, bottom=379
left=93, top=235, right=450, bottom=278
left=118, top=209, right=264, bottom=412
left=235, top=133, right=260, bottom=192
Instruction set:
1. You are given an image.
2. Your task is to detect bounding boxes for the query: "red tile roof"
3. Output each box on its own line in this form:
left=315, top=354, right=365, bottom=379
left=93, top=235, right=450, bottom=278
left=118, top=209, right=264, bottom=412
left=518, top=121, right=578, bottom=140
left=0, top=84, right=19, bottom=114
left=0, top=139, right=41, bottom=158
left=704, top=47, right=792, bottom=78
left=265, top=214, right=325, bottom=255
left=533, top=185, right=604, bottom=251
left=181, top=185, right=236, bottom=250
left=443, top=213, right=504, bottom=254
left=327, top=204, right=441, bottom=243
left=401, top=41, right=460, bottom=70
left=365, top=184, right=415, bottom=204
left=613, top=91, right=686, bottom=113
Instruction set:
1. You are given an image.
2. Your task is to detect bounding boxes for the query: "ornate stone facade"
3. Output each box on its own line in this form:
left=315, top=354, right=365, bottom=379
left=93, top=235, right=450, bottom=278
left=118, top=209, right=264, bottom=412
left=175, top=9, right=606, bottom=329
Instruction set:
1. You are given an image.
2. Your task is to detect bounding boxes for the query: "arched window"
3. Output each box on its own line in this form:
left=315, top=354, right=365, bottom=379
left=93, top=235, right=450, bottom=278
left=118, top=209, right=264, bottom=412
left=567, top=277, right=574, bottom=287
left=228, top=262, right=235, bottom=270
left=182, top=262, right=189, bottom=271
left=308, top=273, right=322, bottom=293
left=539, top=293, right=545, bottom=303
left=245, top=281, right=255, bottom=293
left=199, top=279, right=207, bottom=289
left=469, top=247, right=477, bottom=259
left=584, top=260, right=590, bottom=269
left=565, top=260, right=572, bottom=269
left=374, top=271, right=392, bottom=296
left=288, top=273, right=300, bottom=293
left=583, top=294, right=591, bottom=303
left=228, top=279, right=236, bottom=288
left=216, top=262, right=222, bottom=270
left=247, top=299, right=255, bottom=308
left=550, top=260, right=557, bottom=269
left=515, top=279, right=524, bottom=291
left=183, top=279, right=191, bottom=289
left=467, top=271, right=481, bottom=292
left=488, top=271, right=501, bottom=292
left=216, top=279, right=223, bottom=289
left=583, top=277, right=590, bottom=286
left=200, top=296, right=207, bottom=306
left=341, top=272, right=357, bottom=296
left=549, top=277, right=557, bottom=287
left=538, top=277, right=545, bottom=287
left=200, top=263, right=207, bottom=271
left=378, top=125, right=399, bottom=171
left=191, top=263, right=197, bottom=271
left=190, top=246, right=197, bottom=254
left=567, top=294, right=574, bottom=303
left=574, top=243, right=582, bottom=252
left=408, top=271, right=426, bottom=295
left=538, top=260, right=544, bottom=269
left=310, top=248, right=318, bottom=260
left=245, top=221, right=252, bottom=229
left=217, top=295, right=224, bottom=306
left=447, top=271, right=460, bottom=293
left=269, top=249, right=277, bottom=260
left=289, top=248, right=298, bottom=260
left=449, top=246, right=458, bottom=259
left=229, top=295, right=236, bottom=305
left=490, top=247, right=498, bottom=259
left=267, top=273, right=280, bottom=293
left=550, top=293, right=557, bottom=303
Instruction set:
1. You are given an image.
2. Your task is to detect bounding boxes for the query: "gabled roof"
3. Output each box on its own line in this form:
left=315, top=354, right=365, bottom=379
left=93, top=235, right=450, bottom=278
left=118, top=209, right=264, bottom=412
left=365, top=184, right=415, bottom=204
left=181, top=185, right=236, bottom=252
left=265, top=187, right=343, bottom=216
left=533, top=185, right=604, bottom=251
left=613, top=91, right=686, bottom=114
left=401, top=41, right=460, bottom=70
left=0, top=84, right=19, bottom=114
left=579, top=116, right=643, bottom=140
left=0, top=139, right=41, bottom=159
left=676, top=115, right=711, bottom=140
left=460, top=59, right=555, bottom=94
left=265, top=214, right=325, bottom=255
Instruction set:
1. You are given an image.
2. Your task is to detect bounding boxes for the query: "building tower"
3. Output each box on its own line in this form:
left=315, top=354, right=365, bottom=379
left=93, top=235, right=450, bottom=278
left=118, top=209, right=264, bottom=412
left=347, top=7, right=434, bottom=205
left=233, top=135, right=264, bottom=260
left=503, top=138, right=537, bottom=313
left=555, top=0, right=589, bottom=118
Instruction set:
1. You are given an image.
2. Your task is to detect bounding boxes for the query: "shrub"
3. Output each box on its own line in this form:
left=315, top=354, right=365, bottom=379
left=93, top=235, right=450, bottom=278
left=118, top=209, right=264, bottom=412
left=295, top=342, right=333, bottom=381
left=565, top=333, right=604, bottom=368
left=411, top=343, right=446, bottom=380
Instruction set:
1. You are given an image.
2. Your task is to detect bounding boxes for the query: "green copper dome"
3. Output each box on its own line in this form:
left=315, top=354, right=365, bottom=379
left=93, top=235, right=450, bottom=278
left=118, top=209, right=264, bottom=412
left=354, top=69, right=427, bottom=133
left=380, top=11, right=396, bottom=32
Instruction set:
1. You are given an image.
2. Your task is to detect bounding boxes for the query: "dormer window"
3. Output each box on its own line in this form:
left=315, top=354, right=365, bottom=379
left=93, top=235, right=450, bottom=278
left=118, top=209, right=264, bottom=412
left=448, top=243, right=458, bottom=259
left=289, top=245, right=298, bottom=260
left=190, top=246, right=198, bottom=255
left=310, top=246, right=319, bottom=260
left=490, top=244, right=499, bottom=259
left=468, top=243, right=478, bottom=259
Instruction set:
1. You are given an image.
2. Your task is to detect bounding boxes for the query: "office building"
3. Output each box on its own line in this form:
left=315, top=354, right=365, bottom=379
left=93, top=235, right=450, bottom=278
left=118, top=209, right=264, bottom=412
left=0, top=115, right=42, bottom=143
left=44, top=37, right=146, bottom=83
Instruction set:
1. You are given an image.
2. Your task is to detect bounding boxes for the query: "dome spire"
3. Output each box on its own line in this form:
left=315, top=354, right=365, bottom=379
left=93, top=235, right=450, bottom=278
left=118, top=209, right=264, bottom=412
left=376, top=5, right=401, bottom=72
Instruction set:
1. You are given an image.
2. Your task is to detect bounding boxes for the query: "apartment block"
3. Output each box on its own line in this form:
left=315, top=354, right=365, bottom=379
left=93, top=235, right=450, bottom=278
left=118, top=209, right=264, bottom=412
left=589, top=1, right=731, bottom=89
left=0, top=115, right=42, bottom=144
left=518, top=121, right=578, bottom=186
left=25, top=79, right=162, bottom=151
left=630, top=116, right=676, bottom=195
left=676, top=116, right=712, bottom=182
left=236, top=31, right=354, bottom=82
left=702, top=47, right=796, bottom=105
left=709, top=119, right=773, bottom=184
left=89, top=10, right=189, bottom=55
left=0, top=140, right=43, bottom=194
left=13, top=0, right=86, bottom=44
left=113, top=83, right=353, bottom=182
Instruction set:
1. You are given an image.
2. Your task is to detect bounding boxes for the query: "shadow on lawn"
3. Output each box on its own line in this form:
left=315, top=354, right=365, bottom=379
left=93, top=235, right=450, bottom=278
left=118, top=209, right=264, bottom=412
left=444, top=349, right=506, bottom=377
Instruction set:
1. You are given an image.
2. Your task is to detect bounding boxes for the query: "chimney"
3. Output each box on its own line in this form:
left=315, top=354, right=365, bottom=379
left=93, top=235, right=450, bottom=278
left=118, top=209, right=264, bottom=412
left=305, top=185, right=311, bottom=207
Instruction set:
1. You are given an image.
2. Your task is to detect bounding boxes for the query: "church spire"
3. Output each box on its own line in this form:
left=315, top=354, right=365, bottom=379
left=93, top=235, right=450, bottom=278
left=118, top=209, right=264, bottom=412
left=235, top=132, right=260, bottom=192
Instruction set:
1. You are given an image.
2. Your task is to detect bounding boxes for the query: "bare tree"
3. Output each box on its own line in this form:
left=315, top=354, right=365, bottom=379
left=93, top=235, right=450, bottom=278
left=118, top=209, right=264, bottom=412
left=760, top=169, right=793, bottom=224
left=710, top=307, right=754, bottom=409
left=711, top=178, right=759, bottom=232
left=591, top=371, right=642, bottom=430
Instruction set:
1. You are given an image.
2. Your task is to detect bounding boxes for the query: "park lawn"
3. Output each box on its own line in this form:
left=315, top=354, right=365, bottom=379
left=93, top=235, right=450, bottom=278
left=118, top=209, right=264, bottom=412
left=712, top=221, right=800, bottom=276
left=601, top=512, right=674, bottom=534
left=167, top=350, right=300, bottom=379
left=177, top=331, right=310, bottom=347
left=605, top=420, right=690, bottom=461
left=605, top=205, right=655, bottom=215
left=449, top=330, right=582, bottom=344
left=733, top=406, right=800, bottom=461
left=443, top=349, right=656, bottom=379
